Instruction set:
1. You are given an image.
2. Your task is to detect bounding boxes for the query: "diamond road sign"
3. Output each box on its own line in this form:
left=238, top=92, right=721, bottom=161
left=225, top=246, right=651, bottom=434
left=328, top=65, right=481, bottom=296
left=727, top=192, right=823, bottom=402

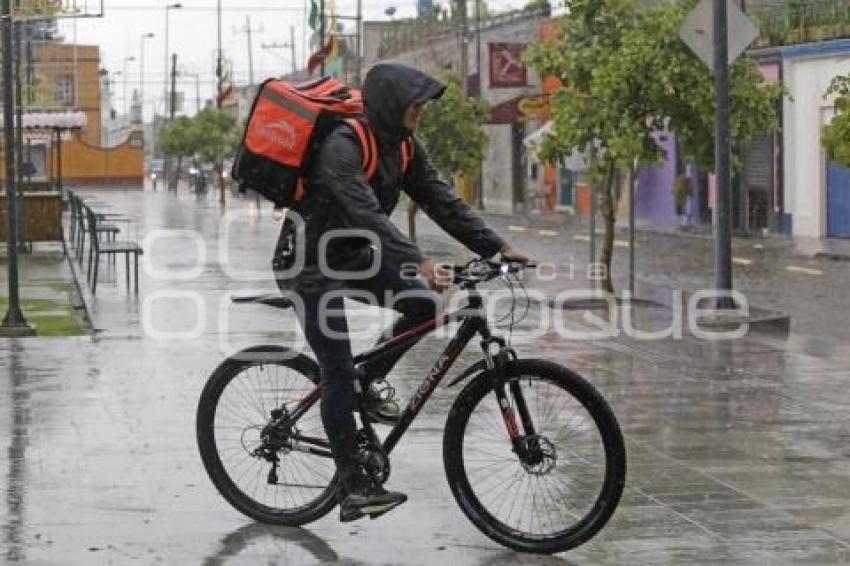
left=679, top=0, right=759, bottom=73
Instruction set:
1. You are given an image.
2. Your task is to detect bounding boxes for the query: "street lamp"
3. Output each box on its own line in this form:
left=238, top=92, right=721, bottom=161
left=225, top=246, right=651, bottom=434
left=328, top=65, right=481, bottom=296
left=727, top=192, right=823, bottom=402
left=139, top=32, right=155, bottom=122
left=164, top=3, right=183, bottom=119
left=122, top=55, right=136, bottom=115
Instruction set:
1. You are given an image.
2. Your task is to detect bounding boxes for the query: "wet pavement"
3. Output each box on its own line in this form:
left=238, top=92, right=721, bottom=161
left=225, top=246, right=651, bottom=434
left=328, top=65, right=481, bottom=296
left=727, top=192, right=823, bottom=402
left=1, top=188, right=850, bottom=564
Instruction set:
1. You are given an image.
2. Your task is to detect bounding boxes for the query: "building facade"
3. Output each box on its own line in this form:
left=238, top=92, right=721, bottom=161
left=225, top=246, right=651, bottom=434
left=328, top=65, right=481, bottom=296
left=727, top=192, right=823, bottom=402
left=5, top=42, right=145, bottom=188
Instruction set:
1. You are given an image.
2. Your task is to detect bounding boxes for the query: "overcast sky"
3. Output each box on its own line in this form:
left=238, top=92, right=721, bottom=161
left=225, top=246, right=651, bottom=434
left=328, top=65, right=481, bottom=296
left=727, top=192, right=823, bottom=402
left=62, top=0, right=523, bottom=118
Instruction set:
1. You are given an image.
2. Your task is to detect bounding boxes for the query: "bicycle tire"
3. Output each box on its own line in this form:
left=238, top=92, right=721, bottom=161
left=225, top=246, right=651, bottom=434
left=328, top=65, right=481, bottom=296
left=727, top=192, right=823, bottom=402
left=443, top=358, right=626, bottom=554
left=196, top=345, right=339, bottom=526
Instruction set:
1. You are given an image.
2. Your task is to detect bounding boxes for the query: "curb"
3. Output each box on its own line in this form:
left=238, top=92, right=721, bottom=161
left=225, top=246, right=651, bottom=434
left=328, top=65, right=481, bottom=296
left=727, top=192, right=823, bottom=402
left=63, top=240, right=96, bottom=336
left=814, top=251, right=850, bottom=262
left=697, top=307, right=791, bottom=337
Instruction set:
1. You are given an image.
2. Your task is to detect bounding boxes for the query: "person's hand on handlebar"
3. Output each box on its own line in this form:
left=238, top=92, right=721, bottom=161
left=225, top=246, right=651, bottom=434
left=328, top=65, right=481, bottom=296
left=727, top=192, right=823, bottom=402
left=499, top=243, right=532, bottom=265
left=419, top=259, right=453, bottom=293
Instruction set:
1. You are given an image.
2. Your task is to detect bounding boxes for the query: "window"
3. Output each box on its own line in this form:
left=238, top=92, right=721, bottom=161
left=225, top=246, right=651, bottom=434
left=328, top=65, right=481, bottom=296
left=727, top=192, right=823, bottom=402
left=53, top=75, right=74, bottom=106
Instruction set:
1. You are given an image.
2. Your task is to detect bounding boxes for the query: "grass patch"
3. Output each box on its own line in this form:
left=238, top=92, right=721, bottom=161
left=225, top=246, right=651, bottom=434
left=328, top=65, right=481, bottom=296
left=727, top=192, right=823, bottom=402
left=0, top=295, right=86, bottom=336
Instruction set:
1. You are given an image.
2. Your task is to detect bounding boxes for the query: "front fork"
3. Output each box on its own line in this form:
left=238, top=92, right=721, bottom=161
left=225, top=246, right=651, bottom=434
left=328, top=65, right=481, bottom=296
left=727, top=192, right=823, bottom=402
left=481, top=338, right=538, bottom=462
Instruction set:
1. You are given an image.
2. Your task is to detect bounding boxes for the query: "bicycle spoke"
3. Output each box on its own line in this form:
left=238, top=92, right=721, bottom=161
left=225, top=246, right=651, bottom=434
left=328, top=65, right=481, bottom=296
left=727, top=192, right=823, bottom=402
left=460, top=374, right=609, bottom=539
left=211, top=360, right=334, bottom=515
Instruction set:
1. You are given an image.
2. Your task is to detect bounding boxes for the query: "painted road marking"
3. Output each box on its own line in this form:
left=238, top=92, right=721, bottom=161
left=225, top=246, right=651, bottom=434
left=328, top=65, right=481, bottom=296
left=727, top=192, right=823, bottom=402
left=572, top=234, right=634, bottom=247
left=786, top=265, right=823, bottom=276
left=733, top=257, right=752, bottom=265
left=539, top=229, right=559, bottom=236
left=508, top=225, right=527, bottom=233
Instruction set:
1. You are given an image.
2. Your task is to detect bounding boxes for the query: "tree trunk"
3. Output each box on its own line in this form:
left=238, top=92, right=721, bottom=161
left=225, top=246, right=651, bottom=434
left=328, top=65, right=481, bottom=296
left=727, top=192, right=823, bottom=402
left=598, top=160, right=617, bottom=294
left=218, top=160, right=226, bottom=207
left=407, top=201, right=418, bottom=243
left=174, top=156, right=183, bottom=193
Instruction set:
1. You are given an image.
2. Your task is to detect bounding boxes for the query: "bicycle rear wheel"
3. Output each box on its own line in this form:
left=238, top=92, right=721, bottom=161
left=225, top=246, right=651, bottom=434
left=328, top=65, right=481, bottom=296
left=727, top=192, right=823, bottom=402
left=443, top=359, right=626, bottom=554
left=196, top=345, right=338, bottom=526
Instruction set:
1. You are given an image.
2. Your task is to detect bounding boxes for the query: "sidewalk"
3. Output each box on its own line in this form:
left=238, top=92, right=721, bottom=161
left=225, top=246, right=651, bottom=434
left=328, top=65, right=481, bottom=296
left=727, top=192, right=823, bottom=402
left=0, top=245, right=88, bottom=336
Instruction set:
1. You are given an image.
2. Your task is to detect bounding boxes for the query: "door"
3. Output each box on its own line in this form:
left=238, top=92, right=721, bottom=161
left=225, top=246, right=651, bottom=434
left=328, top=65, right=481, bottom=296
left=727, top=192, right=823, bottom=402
left=558, top=166, right=574, bottom=208
left=742, top=134, right=774, bottom=233
left=511, top=123, right=525, bottom=212
left=827, top=161, right=850, bottom=238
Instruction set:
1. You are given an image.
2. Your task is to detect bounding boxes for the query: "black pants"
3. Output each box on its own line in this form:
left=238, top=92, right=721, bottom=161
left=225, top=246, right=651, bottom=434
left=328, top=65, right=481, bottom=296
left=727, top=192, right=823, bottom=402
left=295, top=260, right=441, bottom=471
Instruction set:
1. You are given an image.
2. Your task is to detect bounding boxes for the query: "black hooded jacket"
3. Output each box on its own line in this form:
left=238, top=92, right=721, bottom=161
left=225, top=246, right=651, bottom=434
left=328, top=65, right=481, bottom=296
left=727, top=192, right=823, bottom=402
left=273, top=62, right=505, bottom=292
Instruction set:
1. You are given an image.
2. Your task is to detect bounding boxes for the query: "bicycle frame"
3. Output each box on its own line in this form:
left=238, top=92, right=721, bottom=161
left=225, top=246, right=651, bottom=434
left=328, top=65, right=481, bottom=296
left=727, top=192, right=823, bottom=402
left=279, top=292, right=513, bottom=457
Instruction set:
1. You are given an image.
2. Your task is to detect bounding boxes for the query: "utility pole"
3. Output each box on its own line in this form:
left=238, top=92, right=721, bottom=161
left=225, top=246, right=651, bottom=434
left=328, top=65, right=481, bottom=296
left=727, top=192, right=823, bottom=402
left=193, top=73, right=200, bottom=112
left=458, top=0, right=468, bottom=94
left=291, top=26, right=297, bottom=76
left=320, top=0, right=325, bottom=75
left=14, top=14, right=25, bottom=248
left=713, top=0, right=733, bottom=308
left=216, top=0, right=222, bottom=108
left=261, top=25, right=297, bottom=77
left=1, top=0, right=33, bottom=335
left=170, top=53, right=178, bottom=121
left=474, top=0, right=483, bottom=208
left=355, top=0, right=362, bottom=87
left=167, top=52, right=178, bottom=192
left=234, top=15, right=262, bottom=86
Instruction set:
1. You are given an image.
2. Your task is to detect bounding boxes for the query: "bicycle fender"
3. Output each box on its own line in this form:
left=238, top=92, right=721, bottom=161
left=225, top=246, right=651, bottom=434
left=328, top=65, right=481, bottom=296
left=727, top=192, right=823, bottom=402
left=445, top=360, right=488, bottom=388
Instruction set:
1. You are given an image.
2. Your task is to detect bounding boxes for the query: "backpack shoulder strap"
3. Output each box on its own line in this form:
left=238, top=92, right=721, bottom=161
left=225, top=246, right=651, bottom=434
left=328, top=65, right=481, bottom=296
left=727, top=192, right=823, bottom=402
left=343, top=118, right=378, bottom=180
left=400, top=137, right=415, bottom=175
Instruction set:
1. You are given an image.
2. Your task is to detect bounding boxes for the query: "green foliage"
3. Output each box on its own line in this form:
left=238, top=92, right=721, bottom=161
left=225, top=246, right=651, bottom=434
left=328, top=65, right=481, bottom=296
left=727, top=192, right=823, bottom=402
left=524, top=0, right=782, bottom=292
left=523, top=0, right=551, bottom=12
left=752, top=0, right=850, bottom=46
left=159, top=116, right=199, bottom=160
left=159, top=110, right=240, bottom=167
left=192, top=109, right=241, bottom=165
left=524, top=0, right=782, bottom=173
left=417, top=72, right=489, bottom=180
left=823, top=74, right=850, bottom=168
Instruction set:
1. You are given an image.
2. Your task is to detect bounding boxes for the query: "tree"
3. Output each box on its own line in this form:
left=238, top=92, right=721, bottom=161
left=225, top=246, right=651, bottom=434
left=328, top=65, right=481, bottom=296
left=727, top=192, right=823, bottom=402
left=158, top=109, right=240, bottom=203
left=822, top=74, right=850, bottom=168
left=192, top=109, right=241, bottom=205
left=159, top=116, right=199, bottom=191
left=525, top=0, right=783, bottom=293
left=414, top=72, right=489, bottom=240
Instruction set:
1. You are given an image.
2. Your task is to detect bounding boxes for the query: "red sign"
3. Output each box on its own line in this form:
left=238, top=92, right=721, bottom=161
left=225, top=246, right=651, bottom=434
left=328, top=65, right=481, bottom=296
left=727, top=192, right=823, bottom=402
left=489, top=43, right=527, bottom=88
left=487, top=97, right=520, bottom=124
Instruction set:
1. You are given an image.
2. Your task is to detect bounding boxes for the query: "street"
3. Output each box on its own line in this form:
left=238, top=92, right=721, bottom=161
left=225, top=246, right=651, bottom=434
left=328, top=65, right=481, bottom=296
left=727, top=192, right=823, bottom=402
left=2, top=189, right=849, bottom=564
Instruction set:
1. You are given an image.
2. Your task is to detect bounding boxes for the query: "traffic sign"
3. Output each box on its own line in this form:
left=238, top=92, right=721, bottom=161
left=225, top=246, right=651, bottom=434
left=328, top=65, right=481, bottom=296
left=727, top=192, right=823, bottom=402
left=679, top=0, right=758, bottom=73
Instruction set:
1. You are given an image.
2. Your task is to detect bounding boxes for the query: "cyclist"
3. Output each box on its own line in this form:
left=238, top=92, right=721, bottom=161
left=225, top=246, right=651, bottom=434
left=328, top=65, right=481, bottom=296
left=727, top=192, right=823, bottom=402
left=272, top=62, right=530, bottom=522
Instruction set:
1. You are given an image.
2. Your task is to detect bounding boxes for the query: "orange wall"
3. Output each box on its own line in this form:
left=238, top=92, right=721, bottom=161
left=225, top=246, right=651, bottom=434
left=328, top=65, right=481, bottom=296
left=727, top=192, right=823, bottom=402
left=54, top=132, right=144, bottom=185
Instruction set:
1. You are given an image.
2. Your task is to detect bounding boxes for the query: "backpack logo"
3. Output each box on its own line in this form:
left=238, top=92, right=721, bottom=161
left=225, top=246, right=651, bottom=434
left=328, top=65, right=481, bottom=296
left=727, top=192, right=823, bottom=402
left=252, top=119, right=296, bottom=150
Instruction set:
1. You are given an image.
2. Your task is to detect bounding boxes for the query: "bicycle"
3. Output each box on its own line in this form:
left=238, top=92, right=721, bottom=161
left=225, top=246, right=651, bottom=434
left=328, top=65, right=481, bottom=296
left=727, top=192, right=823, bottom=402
left=196, top=259, right=626, bottom=554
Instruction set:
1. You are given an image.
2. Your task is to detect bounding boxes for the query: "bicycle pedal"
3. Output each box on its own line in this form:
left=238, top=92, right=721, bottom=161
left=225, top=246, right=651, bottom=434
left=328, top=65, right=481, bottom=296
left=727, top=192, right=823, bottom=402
left=339, top=507, right=366, bottom=523
left=366, top=497, right=406, bottom=520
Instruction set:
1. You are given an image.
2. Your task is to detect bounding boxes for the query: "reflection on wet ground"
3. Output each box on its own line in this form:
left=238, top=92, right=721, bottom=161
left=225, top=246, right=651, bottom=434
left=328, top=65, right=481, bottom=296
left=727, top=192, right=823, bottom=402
left=1, top=190, right=848, bottom=564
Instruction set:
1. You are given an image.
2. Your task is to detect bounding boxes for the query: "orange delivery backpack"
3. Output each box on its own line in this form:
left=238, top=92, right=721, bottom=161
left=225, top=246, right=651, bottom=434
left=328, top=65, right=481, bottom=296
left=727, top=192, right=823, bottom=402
left=231, top=76, right=414, bottom=208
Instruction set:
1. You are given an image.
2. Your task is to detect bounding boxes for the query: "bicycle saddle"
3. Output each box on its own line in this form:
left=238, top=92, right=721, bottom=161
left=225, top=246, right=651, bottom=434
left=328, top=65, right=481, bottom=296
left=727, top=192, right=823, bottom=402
left=231, top=294, right=295, bottom=309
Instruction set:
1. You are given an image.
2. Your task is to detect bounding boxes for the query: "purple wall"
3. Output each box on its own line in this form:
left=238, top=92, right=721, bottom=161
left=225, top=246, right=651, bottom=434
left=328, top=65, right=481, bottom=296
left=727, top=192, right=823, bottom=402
left=635, top=132, right=680, bottom=230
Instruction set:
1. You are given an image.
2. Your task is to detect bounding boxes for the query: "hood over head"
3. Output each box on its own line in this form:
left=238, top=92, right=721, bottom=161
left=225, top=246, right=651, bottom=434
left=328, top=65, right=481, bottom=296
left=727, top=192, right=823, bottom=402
left=362, top=62, right=446, bottom=144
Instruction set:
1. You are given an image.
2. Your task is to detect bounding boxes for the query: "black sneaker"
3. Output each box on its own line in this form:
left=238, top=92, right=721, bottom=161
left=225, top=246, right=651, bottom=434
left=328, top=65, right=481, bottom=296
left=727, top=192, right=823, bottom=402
left=362, top=379, right=401, bottom=425
left=339, top=472, right=407, bottom=522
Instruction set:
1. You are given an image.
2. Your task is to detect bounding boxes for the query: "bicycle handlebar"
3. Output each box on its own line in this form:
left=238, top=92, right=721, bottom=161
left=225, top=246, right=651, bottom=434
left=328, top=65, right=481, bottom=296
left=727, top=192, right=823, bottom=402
left=451, top=258, right=536, bottom=287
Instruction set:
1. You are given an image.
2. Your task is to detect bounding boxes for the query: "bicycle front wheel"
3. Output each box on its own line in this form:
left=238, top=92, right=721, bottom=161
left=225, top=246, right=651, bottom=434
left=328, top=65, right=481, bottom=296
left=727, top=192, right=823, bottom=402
left=443, top=359, right=626, bottom=554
